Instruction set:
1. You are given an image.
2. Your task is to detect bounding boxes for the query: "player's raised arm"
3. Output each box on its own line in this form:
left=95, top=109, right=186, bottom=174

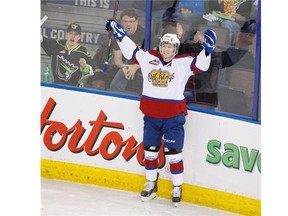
left=105, top=20, right=137, bottom=61
left=194, top=29, right=217, bottom=72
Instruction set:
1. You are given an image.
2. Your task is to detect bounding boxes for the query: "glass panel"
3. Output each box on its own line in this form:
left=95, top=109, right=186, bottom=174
left=41, top=0, right=147, bottom=95
left=41, top=0, right=261, bottom=119
left=150, top=0, right=260, bottom=118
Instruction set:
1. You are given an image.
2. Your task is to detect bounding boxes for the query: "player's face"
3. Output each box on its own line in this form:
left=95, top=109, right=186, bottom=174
left=66, top=31, right=81, bottom=47
left=121, top=15, right=138, bottom=36
left=160, top=43, right=175, bottom=61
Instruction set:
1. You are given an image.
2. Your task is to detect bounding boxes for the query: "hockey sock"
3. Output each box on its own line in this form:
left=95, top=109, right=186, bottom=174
left=144, top=150, right=159, bottom=181
left=167, top=153, right=184, bottom=186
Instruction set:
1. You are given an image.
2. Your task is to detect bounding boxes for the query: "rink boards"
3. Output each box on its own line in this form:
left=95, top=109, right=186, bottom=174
left=41, top=86, right=261, bottom=216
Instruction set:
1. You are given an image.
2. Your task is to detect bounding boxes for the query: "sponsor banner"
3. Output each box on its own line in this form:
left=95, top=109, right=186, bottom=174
left=184, top=112, right=260, bottom=199
left=46, top=0, right=134, bottom=10
left=41, top=87, right=260, bottom=199
left=46, top=0, right=115, bottom=9
left=41, top=27, right=104, bottom=45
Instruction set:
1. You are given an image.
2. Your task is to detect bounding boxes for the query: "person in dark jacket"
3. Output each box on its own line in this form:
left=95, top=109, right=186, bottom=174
left=41, top=23, right=94, bottom=87
left=205, top=0, right=253, bottom=45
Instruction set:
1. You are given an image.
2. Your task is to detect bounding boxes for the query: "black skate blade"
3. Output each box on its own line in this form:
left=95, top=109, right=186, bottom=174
left=141, top=192, right=156, bottom=202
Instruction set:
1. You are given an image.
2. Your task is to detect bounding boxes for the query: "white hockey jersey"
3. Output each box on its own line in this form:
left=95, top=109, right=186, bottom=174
left=117, top=36, right=211, bottom=118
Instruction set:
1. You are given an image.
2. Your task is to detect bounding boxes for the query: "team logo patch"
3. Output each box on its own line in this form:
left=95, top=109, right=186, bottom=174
left=149, top=59, right=160, bottom=65
left=148, top=69, right=175, bottom=87
left=56, top=55, right=79, bottom=81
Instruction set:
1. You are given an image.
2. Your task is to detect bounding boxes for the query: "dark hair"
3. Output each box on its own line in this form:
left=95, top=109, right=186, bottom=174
left=162, top=24, right=178, bottom=35
left=162, top=7, right=177, bottom=23
left=120, top=8, right=138, bottom=20
left=241, top=20, right=257, bottom=34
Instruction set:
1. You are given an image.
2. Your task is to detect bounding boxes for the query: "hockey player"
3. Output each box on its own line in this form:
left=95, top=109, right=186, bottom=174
left=105, top=19, right=216, bottom=206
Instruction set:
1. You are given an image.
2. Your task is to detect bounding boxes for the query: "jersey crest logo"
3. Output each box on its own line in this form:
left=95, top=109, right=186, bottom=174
left=149, top=59, right=160, bottom=65
left=148, top=69, right=175, bottom=87
left=56, top=55, right=79, bottom=81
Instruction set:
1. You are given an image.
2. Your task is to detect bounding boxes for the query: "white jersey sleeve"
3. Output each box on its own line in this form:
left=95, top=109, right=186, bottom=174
left=116, top=36, right=137, bottom=60
left=195, top=49, right=211, bottom=72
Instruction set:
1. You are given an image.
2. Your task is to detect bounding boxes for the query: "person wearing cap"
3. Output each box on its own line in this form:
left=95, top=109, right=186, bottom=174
left=161, top=4, right=205, bottom=47
left=105, top=19, right=216, bottom=206
left=161, top=1, right=208, bottom=44
left=41, top=22, right=94, bottom=87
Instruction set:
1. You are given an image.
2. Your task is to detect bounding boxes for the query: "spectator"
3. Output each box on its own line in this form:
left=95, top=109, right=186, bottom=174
left=221, top=25, right=256, bottom=70
left=249, top=0, right=258, bottom=22
left=109, top=8, right=157, bottom=95
left=205, top=0, right=253, bottom=46
left=82, top=72, right=106, bottom=90
left=176, top=0, right=207, bottom=41
left=41, top=23, right=94, bottom=87
left=90, top=39, right=119, bottom=90
left=131, top=0, right=176, bottom=37
left=161, top=2, right=186, bottom=41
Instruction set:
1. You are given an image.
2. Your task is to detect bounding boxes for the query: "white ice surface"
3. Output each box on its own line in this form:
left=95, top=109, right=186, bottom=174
left=41, top=178, right=240, bottom=216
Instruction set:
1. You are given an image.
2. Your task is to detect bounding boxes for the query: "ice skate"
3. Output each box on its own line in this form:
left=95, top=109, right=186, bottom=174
left=140, top=173, right=159, bottom=201
left=171, top=185, right=182, bottom=207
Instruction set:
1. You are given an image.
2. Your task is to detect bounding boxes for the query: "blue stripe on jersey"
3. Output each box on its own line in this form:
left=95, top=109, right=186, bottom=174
left=131, top=47, right=140, bottom=61
left=142, top=94, right=184, bottom=103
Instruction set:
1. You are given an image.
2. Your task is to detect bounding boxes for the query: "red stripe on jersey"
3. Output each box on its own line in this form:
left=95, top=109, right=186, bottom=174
left=140, top=96, right=188, bottom=118
left=148, top=50, right=163, bottom=59
left=170, top=160, right=184, bottom=174
left=191, top=58, right=202, bottom=74
left=132, top=58, right=139, bottom=65
left=145, top=159, right=158, bottom=170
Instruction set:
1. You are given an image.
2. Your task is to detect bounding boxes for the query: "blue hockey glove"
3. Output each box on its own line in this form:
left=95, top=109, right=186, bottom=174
left=202, top=29, right=217, bottom=54
left=105, top=19, right=126, bottom=41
